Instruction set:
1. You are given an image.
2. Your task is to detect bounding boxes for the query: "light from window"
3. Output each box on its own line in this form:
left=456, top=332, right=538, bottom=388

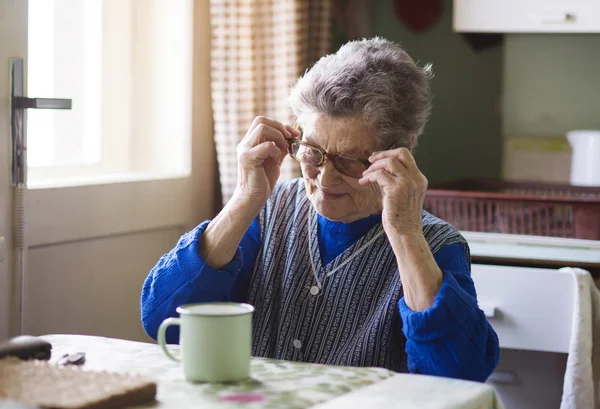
left=26, top=0, right=192, bottom=186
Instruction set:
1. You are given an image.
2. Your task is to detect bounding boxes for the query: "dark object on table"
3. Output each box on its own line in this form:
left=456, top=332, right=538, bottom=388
left=0, top=335, right=52, bottom=361
left=0, top=358, right=157, bottom=409
left=425, top=179, right=600, bottom=240
left=57, top=352, right=86, bottom=366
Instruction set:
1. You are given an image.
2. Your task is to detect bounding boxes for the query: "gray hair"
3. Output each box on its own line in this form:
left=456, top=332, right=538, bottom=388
left=289, top=37, right=433, bottom=150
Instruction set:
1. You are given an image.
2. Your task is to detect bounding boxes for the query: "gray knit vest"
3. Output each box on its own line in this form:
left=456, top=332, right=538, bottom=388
left=247, top=179, right=466, bottom=372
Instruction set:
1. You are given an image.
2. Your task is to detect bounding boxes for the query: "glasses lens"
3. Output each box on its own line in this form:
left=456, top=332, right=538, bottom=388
left=333, top=156, right=368, bottom=178
left=291, top=143, right=323, bottom=166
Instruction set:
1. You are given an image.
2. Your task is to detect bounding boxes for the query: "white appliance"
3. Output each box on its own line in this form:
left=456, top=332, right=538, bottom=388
left=464, top=231, right=600, bottom=409
left=453, top=0, right=600, bottom=33
left=567, top=130, right=600, bottom=187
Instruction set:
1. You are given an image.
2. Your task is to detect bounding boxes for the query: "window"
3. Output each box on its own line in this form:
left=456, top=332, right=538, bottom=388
left=26, top=0, right=193, bottom=188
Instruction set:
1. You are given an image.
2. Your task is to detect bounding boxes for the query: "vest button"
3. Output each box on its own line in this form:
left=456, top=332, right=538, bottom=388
left=310, top=286, right=320, bottom=295
left=293, top=339, right=302, bottom=349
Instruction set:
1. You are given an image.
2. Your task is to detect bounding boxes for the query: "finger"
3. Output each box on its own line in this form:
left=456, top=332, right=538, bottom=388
left=245, top=141, right=282, bottom=166
left=368, top=148, right=397, bottom=161
left=397, top=147, right=419, bottom=171
left=245, top=123, right=289, bottom=152
left=370, top=147, right=420, bottom=178
left=363, top=157, right=407, bottom=178
left=358, top=169, right=396, bottom=187
left=249, top=116, right=292, bottom=139
left=370, top=147, right=418, bottom=171
left=286, top=124, right=301, bottom=138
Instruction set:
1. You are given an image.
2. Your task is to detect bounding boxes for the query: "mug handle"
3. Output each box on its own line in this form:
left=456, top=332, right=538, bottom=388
left=158, top=317, right=181, bottom=362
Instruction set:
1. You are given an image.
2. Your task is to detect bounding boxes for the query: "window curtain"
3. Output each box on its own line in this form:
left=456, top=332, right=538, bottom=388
left=210, top=0, right=332, bottom=204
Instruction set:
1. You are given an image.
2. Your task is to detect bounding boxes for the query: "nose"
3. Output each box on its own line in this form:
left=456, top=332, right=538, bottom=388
left=318, top=161, right=341, bottom=188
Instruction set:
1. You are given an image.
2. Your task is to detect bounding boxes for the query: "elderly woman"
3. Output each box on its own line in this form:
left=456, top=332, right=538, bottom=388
left=141, top=37, right=499, bottom=381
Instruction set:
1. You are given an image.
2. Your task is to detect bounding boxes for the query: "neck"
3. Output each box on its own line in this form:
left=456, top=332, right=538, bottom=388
left=318, top=212, right=382, bottom=224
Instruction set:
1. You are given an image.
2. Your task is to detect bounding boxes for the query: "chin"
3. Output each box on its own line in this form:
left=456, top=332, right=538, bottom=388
left=310, top=195, right=354, bottom=222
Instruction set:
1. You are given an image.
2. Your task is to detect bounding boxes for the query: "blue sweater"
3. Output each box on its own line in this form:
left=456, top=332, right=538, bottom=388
left=141, top=215, right=499, bottom=382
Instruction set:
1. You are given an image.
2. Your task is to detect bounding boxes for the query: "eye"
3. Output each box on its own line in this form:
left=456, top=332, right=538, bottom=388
left=335, top=156, right=368, bottom=178
left=292, top=144, right=322, bottom=166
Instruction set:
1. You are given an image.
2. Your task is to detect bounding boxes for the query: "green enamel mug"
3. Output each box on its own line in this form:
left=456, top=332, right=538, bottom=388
left=158, top=302, right=254, bottom=383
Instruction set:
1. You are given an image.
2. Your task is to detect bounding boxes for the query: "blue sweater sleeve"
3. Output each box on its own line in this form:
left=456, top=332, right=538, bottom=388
left=140, top=218, right=261, bottom=343
left=398, top=242, right=500, bottom=382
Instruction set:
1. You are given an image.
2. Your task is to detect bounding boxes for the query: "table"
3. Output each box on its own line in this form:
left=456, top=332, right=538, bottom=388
left=42, top=335, right=505, bottom=409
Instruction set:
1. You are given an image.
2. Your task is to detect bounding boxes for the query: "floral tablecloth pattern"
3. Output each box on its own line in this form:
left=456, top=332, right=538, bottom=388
left=43, top=335, right=393, bottom=409
left=42, top=335, right=504, bottom=409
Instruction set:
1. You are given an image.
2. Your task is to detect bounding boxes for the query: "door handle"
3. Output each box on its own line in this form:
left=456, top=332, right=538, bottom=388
left=9, top=58, right=72, bottom=336
left=535, top=11, right=576, bottom=24
left=10, top=58, right=72, bottom=186
left=13, top=97, right=71, bottom=110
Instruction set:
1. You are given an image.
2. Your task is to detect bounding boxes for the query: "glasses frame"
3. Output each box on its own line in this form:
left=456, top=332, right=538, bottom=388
left=286, top=123, right=402, bottom=178
left=286, top=123, right=373, bottom=178
left=286, top=138, right=371, bottom=174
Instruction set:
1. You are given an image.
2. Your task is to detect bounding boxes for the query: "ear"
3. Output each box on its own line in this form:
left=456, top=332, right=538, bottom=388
left=408, top=136, right=417, bottom=152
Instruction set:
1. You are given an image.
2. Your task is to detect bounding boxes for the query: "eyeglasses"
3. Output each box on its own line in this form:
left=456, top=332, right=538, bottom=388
left=286, top=123, right=372, bottom=179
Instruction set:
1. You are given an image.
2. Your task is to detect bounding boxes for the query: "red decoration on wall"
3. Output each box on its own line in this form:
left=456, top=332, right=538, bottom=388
left=394, top=0, right=443, bottom=33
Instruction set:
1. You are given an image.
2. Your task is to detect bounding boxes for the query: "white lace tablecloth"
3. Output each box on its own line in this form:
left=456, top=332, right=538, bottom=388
left=42, top=335, right=504, bottom=409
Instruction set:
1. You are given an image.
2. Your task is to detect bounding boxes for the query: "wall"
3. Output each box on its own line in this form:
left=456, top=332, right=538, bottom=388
left=503, top=34, right=600, bottom=137
left=371, top=0, right=503, bottom=183
left=502, top=34, right=600, bottom=182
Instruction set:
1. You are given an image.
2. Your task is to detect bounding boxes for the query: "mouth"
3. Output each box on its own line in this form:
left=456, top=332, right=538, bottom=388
left=320, top=190, right=347, bottom=200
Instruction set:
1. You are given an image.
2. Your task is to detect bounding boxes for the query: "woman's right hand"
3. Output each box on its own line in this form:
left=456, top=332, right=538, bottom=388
left=235, top=116, right=299, bottom=207
left=201, top=117, right=299, bottom=268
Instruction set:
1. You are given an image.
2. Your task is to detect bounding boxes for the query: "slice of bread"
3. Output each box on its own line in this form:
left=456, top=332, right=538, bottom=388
left=0, top=358, right=157, bottom=409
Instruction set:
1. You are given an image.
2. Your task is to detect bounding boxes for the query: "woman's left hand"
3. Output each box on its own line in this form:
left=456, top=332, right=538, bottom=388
left=358, top=148, right=428, bottom=237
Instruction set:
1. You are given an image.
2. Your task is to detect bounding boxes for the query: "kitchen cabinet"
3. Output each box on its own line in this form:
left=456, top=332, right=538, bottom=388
left=471, top=263, right=576, bottom=409
left=454, top=0, right=600, bottom=33
left=472, top=264, right=574, bottom=353
left=465, top=232, right=599, bottom=409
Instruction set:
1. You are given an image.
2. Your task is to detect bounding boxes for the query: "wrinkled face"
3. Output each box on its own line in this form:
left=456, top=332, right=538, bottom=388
left=299, top=116, right=383, bottom=222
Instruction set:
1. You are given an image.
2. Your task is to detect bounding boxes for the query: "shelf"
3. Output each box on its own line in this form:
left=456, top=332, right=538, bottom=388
left=462, top=231, right=600, bottom=266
